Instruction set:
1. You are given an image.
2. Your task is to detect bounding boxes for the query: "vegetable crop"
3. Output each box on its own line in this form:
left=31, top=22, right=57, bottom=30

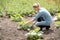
left=18, top=21, right=29, bottom=30
left=57, top=15, right=60, bottom=21
left=25, top=29, right=42, bottom=40
left=11, top=13, right=23, bottom=22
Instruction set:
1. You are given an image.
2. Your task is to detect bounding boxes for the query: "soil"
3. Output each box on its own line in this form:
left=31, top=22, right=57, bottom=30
left=0, top=17, right=60, bottom=40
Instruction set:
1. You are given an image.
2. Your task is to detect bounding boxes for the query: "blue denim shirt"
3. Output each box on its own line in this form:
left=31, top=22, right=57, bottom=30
left=33, top=8, right=52, bottom=26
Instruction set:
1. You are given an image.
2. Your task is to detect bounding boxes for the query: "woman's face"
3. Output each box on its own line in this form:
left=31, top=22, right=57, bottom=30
left=33, top=6, right=39, bottom=12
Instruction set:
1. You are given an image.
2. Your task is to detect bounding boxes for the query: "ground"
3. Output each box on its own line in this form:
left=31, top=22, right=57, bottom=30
left=0, top=17, right=60, bottom=40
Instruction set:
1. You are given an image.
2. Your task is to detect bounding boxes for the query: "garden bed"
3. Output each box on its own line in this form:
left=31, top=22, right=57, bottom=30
left=0, top=17, right=60, bottom=40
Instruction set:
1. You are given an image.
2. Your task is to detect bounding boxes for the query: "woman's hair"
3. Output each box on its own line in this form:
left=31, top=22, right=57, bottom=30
left=33, top=3, right=39, bottom=8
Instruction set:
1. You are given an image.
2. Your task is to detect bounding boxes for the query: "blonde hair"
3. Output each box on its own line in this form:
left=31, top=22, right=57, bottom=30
left=33, top=3, right=40, bottom=7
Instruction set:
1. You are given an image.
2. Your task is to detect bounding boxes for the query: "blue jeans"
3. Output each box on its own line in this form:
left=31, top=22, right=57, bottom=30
left=36, top=18, right=50, bottom=30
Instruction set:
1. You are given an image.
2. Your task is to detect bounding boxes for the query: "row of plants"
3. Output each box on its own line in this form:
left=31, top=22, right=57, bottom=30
left=0, top=0, right=60, bottom=17
left=17, top=20, right=43, bottom=40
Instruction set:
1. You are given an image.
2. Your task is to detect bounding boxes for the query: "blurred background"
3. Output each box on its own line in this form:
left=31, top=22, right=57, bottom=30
left=0, top=0, right=60, bottom=17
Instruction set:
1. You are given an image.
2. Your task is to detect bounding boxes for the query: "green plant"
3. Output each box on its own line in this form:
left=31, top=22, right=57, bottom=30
left=0, top=11, right=3, bottom=17
left=30, top=27, right=40, bottom=33
left=55, top=21, right=60, bottom=28
left=7, top=11, right=15, bottom=17
left=18, top=21, right=29, bottom=30
left=18, top=21, right=42, bottom=40
left=57, top=15, right=60, bottom=21
left=0, top=13, right=3, bottom=17
left=25, top=31, right=42, bottom=40
left=1, top=0, right=60, bottom=17
left=10, top=13, right=23, bottom=22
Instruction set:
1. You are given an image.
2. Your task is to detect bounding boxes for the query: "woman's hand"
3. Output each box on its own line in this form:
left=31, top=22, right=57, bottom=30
left=32, top=21, right=37, bottom=25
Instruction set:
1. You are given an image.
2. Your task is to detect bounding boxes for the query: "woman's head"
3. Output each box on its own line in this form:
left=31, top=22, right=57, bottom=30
left=33, top=3, right=40, bottom=12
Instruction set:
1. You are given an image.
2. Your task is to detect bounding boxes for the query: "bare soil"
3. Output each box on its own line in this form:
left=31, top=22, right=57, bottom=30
left=0, top=17, right=60, bottom=40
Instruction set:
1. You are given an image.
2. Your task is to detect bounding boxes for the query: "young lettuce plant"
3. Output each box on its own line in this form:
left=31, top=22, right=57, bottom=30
left=55, top=21, right=60, bottom=28
left=18, top=21, right=29, bottom=30
left=25, top=27, right=42, bottom=40
left=11, top=13, right=23, bottom=22
left=25, top=29, right=42, bottom=40
left=57, top=15, right=60, bottom=21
